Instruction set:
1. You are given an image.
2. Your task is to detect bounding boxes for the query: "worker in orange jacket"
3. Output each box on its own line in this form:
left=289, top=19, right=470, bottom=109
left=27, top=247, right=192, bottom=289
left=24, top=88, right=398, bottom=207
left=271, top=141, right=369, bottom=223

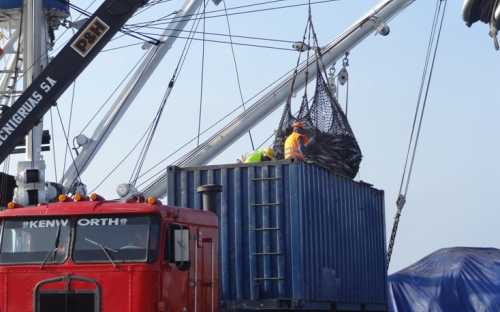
left=284, top=121, right=308, bottom=161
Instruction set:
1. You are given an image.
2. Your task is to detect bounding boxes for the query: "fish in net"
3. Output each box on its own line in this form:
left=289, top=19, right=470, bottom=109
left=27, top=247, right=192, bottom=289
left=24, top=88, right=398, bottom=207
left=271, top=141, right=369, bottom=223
left=273, top=64, right=362, bottom=178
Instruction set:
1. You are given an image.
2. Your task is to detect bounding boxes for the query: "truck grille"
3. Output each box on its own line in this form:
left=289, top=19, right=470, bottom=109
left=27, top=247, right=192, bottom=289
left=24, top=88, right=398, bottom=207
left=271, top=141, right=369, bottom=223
left=38, top=292, right=95, bottom=312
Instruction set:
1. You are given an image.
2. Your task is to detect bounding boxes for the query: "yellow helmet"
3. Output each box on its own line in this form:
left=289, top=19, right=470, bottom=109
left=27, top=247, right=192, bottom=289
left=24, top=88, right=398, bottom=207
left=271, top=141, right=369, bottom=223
left=262, top=147, right=274, bottom=159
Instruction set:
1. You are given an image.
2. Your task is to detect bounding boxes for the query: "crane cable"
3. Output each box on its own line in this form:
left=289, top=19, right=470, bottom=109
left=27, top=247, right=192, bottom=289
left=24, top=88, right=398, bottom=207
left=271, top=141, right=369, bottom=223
left=128, top=1, right=208, bottom=187
left=386, top=0, right=447, bottom=268
left=223, top=0, right=255, bottom=150
left=92, top=1, right=208, bottom=191
left=196, top=0, right=207, bottom=146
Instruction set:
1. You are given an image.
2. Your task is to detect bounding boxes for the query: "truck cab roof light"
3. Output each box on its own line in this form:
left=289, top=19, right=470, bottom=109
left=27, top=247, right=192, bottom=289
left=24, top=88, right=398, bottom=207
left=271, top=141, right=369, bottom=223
left=7, top=201, right=21, bottom=209
left=58, top=194, right=70, bottom=202
left=146, top=196, right=157, bottom=205
left=73, top=192, right=88, bottom=202
left=89, top=192, right=104, bottom=201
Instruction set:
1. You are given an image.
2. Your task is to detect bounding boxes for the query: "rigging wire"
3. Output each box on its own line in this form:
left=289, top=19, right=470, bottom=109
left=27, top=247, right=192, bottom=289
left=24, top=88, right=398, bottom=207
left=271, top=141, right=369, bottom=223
left=120, top=27, right=296, bottom=44
left=7, top=0, right=323, bottom=88
left=61, top=24, right=78, bottom=176
left=77, top=51, right=149, bottom=135
left=55, top=106, right=82, bottom=186
left=42, top=22, right=60, bottom=183
left=223, top=0, right=255, bottom=150
left=62, top=80, right=77, bottom=175
left=386, top=0, right=447, bottom=268
left=33, top=0, right=338, bottom=191
left=174, top=2, right=207, bottom=81
left=55, top=0, right=161, bottom=45
left=127, top=0, right=340, bottom=28
left=49, top=108, right=58, bottom=182
left=197, top=0, right=207, bottom=147
left=136, top=64, right=298, bottom=184
left=110, top=11, right=178, bottom=43
left=90, top=122, right=154, bottom=193
left=133, top=0, right=175, bottom=18
left=90, top=2, right=207, bottom=191
left=102, top=34, right=296, bottom=52
left=129, top=79, right=173, bottom=186
left=172, top=0, right=306, bottom=20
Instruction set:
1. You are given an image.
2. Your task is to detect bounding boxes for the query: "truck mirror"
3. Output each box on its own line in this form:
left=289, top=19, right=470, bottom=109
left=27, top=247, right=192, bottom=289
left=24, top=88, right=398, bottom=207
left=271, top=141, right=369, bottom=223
left=166, top=226, right=191, bottom=271
left=174, top=229, right=190, bottom=263
left=166, top=225, right=191, bottom=270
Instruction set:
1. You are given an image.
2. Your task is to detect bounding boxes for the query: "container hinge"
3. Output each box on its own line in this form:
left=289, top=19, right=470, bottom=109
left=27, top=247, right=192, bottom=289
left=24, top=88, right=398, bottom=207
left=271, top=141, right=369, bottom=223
left=250, top=227, right=280, bottom=231
left=254, top=277, right=284, bottom=281
left=251, top=176, right=281, bottom=181
left=253, top=252, right=282, bottom=256
left=251, top=202, right=280, bottom=207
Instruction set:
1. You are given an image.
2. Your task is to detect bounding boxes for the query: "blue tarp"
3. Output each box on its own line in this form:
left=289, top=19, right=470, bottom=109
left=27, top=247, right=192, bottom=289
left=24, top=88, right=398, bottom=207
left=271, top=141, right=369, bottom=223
left=388, top=247, right=500, bottom=312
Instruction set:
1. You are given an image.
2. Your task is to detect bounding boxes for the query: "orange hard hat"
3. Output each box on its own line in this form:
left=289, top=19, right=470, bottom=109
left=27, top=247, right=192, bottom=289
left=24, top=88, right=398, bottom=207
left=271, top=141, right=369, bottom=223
left=292, top=121, right=304, bottom=129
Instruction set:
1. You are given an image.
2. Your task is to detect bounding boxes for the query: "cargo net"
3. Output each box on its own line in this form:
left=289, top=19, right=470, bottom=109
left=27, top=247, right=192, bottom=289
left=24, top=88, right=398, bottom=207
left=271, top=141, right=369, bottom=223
left=272, top=12, right=362, bottom=178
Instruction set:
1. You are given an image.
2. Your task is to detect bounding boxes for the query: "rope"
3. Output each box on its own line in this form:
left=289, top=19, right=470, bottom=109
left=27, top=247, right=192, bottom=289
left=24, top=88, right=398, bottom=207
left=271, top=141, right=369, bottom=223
left=386, top=0, right=447, bottom=269
left=223, top=0, right=255, bottom=151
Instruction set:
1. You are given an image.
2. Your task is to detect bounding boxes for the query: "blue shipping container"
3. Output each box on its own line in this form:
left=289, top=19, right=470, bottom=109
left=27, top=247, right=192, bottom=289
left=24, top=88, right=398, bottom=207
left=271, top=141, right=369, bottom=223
left=0, top=0, right=69, bottom=13
left=167, top=161, right=387, bottom=311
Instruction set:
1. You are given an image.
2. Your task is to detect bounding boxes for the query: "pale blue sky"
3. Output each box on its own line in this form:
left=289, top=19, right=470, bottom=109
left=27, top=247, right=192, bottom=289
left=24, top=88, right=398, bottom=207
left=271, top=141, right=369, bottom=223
left=7, top=0, right=500, bottom=273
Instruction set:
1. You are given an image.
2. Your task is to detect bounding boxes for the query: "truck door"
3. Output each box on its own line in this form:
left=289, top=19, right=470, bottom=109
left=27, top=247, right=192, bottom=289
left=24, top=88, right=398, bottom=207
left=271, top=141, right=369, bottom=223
left=162, top=224, right=192, bottom=312
left=198, top=234, right=215, bottom=312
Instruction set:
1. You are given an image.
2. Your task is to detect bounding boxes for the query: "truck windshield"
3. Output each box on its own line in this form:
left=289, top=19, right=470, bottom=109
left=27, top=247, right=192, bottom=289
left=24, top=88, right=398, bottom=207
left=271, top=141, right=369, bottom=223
left=73, top=215, right=159, bottom=263
left=0, top=218, right=70, bottom=264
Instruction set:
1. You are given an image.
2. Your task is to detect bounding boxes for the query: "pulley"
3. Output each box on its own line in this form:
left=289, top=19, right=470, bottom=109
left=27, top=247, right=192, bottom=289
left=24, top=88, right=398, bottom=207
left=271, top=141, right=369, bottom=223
left=338, top=54, right=349, bottom=86
left=292, top=41, right=312, bottom=52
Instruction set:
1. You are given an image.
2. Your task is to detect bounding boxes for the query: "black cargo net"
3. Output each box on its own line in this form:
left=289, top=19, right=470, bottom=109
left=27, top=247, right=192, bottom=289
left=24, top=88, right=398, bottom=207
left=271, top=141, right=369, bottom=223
left=272, top=9, right=362, bottom=178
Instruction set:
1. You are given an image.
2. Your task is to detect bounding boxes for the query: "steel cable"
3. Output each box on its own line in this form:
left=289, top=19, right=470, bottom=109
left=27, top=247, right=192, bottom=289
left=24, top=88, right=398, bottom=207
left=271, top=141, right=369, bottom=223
left=387, top=0, right=448, bottom=269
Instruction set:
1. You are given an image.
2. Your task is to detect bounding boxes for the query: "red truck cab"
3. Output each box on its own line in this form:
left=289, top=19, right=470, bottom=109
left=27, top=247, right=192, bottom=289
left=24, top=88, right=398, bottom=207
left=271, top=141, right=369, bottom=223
left=0, top=198, right=218, bottom=312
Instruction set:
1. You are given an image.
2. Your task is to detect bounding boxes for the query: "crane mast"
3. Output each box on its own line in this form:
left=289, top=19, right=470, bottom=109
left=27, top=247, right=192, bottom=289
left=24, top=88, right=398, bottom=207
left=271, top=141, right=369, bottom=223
left=15, top=0, right=49, bottom=205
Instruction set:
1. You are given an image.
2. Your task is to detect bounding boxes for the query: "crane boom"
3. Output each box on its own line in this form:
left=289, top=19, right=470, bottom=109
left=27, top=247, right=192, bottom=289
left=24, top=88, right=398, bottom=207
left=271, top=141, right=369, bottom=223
left=0, top=0, right=149, bottom=165
left=141, top=0, right=416, bottom=198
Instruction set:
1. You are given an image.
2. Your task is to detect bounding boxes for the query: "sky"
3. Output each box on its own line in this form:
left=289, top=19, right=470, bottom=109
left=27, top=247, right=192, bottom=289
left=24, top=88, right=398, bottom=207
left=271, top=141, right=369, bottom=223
left=2, top=0, right=500, bottom=274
